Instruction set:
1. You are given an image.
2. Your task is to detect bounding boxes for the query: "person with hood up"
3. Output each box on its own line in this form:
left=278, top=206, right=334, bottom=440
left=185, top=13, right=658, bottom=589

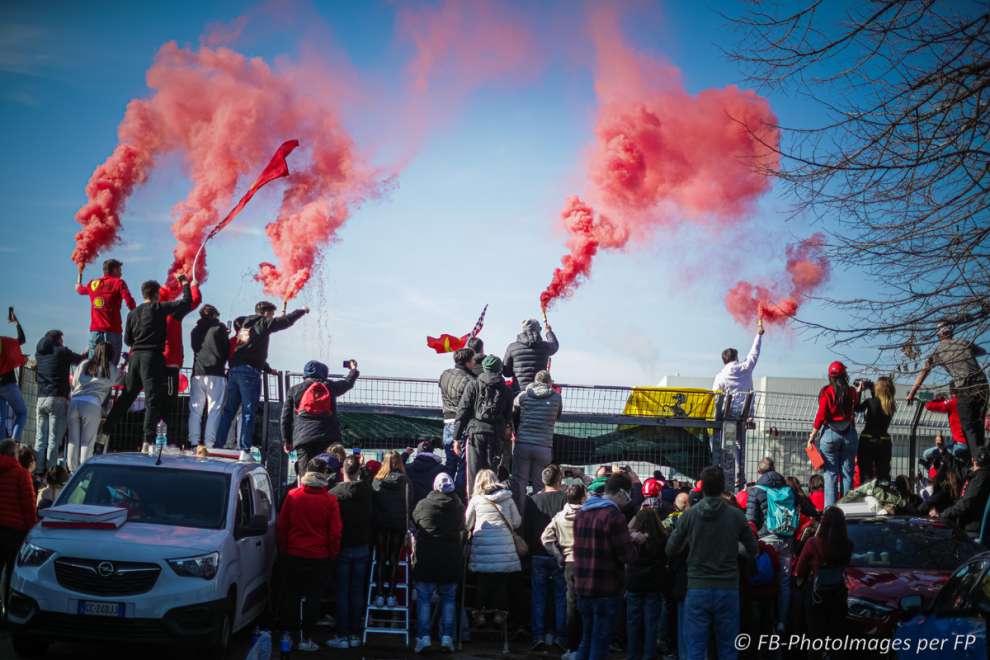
left=281, top=359, right=359, bottom=479
left=34, top=329, right=86, bottom=474
left=502, top=318, right=559, bottom=394
left=277, top=457, right=343, bottom=653
left=465, top=468, right=522, bottom=628
left=452, top=355, right=513, bottom=496
left=371, top=451, right=414, bottom=608
left=0, top=439, right=37, bottom=607
left=215, top=300, right=309, bottom=460
left=439, top=347, right=475, bottom=493
left=328, top=455, right=373, bottom=649
left=405, top=440, right=447, bottom=507
left=746, top=458, right=818, bottom=633
left=0, top=310, right=28, bottom=441
left=411, top=472, right=465, bottom=654
left=66, top=341, right=120, bottom=472
left=542, top=482, right=586, bottom=659
left=512, top=370, right=563, bottom=511
left=667, top=466, right=757, bottom=660
left=188, top=304, right=228, bottom=447
left=712, top=319, right=764, bottom=490
left=625, top=478, right=670, bottom=660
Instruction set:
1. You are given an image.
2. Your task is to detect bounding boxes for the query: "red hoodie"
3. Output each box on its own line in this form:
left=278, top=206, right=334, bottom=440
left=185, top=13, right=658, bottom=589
left=0, top=455, right=38, bottom=532
left=925, top=397, right=967, bottom=446
left=161, top=284, right=202, bottom=368
left=277, top=484, right=343, bottom=559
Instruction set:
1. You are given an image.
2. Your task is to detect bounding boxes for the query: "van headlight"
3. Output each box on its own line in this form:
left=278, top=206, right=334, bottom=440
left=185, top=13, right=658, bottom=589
left=167, top=552, right=219, bottom=579
left=17, top=543, right=54, bottom=567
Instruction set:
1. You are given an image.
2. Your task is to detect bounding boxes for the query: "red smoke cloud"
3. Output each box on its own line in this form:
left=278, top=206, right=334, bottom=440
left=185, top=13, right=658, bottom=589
left=73, top=42, right=385, bottom=300
left=540, top=8, right=780, bottom=310
left=725, top=234, right=830, bottom=326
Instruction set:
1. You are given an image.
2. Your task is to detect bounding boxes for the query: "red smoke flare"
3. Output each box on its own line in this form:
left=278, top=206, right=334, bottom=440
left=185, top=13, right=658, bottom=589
left=73, top=42, right=385, bottom=300
left=724, top=233, right=830, bottom=326
left=540, top=8, right=779, bottom=310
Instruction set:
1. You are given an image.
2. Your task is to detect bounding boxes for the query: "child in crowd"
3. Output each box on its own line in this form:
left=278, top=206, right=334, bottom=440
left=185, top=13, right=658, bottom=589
left=37, top=465, right=70, bottom=510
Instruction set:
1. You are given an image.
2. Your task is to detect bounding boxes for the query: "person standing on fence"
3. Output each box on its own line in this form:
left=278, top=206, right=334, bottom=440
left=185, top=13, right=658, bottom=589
left=34, top=330, right=86, bottom=474
left=712, top=319, right=764, bottom=491
left=75, top=258, right=135, bottom=365
left=0, top=310, right=28, bottom=441
left=439, top=347, right=475, bottom=494
left=856, top=377, right=896, bottom=483
left=503, top=319, right=559, bottom=394
left=66, top=342, right=119, bottom=471
left=524, top=464, right=567, bottom=653
left=452, top=355, right=513, bottom=497
left=513, top=370, right=563, bottom=510
left=908, top=322, right=988, bottom=448
left=807, top=362, right=860, bottom=508
left=104, top=276, right=192, bottom=452
left=328, top=455, right=373, bottom=649
left=281, top=360, right=359, bottom=479
left=666, top=465, right=757, bottom=660
left=188, top=304, right=228, bottom=447
left=160, top=281, right=201, bottom=445
left=214, top=300, right=309, bottom=461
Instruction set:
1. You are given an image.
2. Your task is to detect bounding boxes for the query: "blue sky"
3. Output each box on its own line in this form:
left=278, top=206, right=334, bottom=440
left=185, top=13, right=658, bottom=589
left=0, top=0, right=877, bottom=386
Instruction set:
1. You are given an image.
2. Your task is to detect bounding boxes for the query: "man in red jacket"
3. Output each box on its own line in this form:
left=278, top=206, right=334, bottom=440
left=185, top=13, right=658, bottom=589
left=0, top=439, right=38, bottom=605
left=76, top=259, right=136, bottom=365
left=277, top=457, right=343, bottom=652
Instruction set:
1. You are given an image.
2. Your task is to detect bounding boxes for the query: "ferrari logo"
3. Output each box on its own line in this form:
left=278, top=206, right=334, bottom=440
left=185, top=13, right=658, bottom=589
left=94, top=297, right=105, bottom=309
left=90, top=279, right=100, bottom=292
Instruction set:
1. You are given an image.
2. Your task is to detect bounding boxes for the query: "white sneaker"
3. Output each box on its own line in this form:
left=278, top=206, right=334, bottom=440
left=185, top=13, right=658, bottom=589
left=326, top=637, right=350, bottom=649
left=415, top=636, right=431, bottom=653
left=440, top=636, right=455, bottom=653
left=297, top=637, right=319, bottom=652
left=373, top=595, right=385, bottom=608
left=141, top=442, right=151, bottom=454
left=386, top=595, right=398, bottom=608
left=238, top=450, right=253, bottom=462
left=349, top=635, right=362, bottom=648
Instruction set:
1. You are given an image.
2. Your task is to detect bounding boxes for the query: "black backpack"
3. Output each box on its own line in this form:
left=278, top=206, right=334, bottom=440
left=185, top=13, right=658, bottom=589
left=474, top=380, right=504, bottom=424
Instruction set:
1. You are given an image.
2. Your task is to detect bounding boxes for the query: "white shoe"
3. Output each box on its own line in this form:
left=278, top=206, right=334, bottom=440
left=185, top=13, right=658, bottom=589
left=440, top=636, right=454, bottom=652
left=326, top=637, right=350, bottom=649
left=386, top=595, right=398, bottom=607
left=141, top=442, right=151, bottom=454
left=238, top=450, right=253, bottom=462
left=415, top=636, right=431, bottom=653
left=373, top=595, right=385, bottom=608
left=349, top=635, right=362, bottom=648
left=297, top=637, right=319, bottom=652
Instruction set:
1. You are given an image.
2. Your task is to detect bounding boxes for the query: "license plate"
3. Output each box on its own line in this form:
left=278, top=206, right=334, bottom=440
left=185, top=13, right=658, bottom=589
left=77, top=601, right=125, bottom=617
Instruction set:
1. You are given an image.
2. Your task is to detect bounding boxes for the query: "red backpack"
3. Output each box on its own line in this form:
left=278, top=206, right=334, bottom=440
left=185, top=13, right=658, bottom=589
left=296, top=381, right=333, bottom=416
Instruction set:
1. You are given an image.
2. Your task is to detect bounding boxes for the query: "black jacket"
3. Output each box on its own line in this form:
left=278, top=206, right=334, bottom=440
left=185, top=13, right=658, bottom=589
left=502, top=329, right=559, bottom=391
left=857, top=396, right=893, bottom=438
left=190, top=317, right=229, bottom=377
left=405, top=451, right=447, bottom=507
left=34, top=335, right=85, bottom=398
left=280, top=370, right=359, bottom=450
left=746, top=471, right=818, bottom=538
left=372, top=472, right=414, bottom=532
left=627, top=506, right=669, bottom=594
left=330, top=479, right=373, bottom=548
left=411, top=490, right=465, bottom=583
left=124, top=284, right=192, bottom=352
left=439, top=365, right=475, bottom=420
left=523, top=489, right=566, bottom=556
left=451, top=371, right=513, bottom=439
left=941, top=468, right=990, bottom=531
left=229, top=310, right=305, bottom=370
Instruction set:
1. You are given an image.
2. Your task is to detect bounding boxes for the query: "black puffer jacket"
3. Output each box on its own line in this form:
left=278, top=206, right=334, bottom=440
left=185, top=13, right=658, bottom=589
left=411, top=490, right=465, bottom=583
left=280, top=370, right=359, bottom=449
left=439, top=365, right=475, bottom=419
left=35, top=335, right=85, bottom=398
left=330, top=479, right=373, bottom=548
left=502, top=329, right=559, bottom=391
left=372, top=472, right=414, bottom=532
left=190, top=317, right=229, bottom=377
left=451, top=371, right=513, bottom=439
left=405, top=451, right=447, bottom=506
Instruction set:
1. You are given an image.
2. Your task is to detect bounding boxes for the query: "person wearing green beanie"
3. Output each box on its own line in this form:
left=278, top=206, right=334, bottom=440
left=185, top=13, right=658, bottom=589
left=481, top=354, right=502, bottom=373
left=588, top=476, right=608, bottom=495
left=451, top=354, right=513, bottom=496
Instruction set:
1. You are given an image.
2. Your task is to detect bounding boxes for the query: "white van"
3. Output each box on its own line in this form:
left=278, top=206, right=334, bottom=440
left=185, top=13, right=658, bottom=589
left=7, top=453, right=276, bottom=657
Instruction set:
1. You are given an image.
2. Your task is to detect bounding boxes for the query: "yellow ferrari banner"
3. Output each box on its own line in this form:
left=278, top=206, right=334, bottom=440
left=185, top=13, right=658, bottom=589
left=622, top=387, right=716, bottom=420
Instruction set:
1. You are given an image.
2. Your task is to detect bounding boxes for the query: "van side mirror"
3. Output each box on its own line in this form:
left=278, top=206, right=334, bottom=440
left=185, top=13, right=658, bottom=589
left=900, top=595, right=923, bottom=614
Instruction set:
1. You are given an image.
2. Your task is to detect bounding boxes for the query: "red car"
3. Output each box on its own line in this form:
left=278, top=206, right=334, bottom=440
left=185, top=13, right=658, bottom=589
left=842, top=516, right=983, bottom=638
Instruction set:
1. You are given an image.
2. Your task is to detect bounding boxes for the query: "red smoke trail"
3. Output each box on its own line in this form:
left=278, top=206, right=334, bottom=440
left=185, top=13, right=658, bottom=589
left=540, top=7, right=780, bottom=310
left=724, top=233, right=830, bottom=326
left=73, top=42, right=385, bottom=300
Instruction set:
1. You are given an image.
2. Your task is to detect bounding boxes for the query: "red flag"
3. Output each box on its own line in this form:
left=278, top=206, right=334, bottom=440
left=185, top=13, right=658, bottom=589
left=426, top=334, right=469, bottom=354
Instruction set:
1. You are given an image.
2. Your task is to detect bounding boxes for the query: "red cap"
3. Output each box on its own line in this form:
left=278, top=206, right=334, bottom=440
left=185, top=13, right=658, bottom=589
left=642, top=478, right=661, bottom=498
left=828, top=361, right=847, bottom=377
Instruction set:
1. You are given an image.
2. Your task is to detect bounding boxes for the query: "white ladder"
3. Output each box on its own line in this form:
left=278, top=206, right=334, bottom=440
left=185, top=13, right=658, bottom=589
left=362, top=546, right=410, bottom=647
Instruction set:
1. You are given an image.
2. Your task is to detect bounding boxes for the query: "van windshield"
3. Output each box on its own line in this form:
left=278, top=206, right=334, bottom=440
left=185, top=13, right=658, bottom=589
left=59, top=464, right=230, bottom=530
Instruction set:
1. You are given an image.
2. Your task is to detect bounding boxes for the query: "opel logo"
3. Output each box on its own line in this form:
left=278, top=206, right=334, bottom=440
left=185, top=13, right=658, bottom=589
left=97, top=562, right=115, bottom=578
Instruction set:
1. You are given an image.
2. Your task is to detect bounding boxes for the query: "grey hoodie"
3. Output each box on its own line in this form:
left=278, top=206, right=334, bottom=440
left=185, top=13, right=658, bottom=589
left=514, top=382, right=562, bottom=447
left=665, top=495, right=757, bottom=589
left=70, top=360, right=121, bottom=406
left=542, top=502, right=582, bottom=564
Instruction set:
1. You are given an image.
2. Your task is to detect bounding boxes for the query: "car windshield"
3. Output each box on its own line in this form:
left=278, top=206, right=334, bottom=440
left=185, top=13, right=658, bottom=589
left=848, top=519, right=981, bottom=571
left=59, top=464, right=230, bottom=530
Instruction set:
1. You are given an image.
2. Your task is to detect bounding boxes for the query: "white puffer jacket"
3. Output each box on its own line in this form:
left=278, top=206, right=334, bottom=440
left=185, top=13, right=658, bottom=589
left=466, top=488, right=522, bottom=573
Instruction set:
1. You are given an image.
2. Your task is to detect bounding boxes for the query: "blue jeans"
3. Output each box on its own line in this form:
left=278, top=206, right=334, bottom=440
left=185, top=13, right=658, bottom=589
left=415, top=582, right=456, bottom=640
left=577, top=595, right=618, bottom=660
left=923, top=443, right=968, bottom=463
left=711, top=421, right=747, bottom=490
left=0, top=382, right=27, bottom=441
left=442, top=422, right=465, bottom=493
left=820, top=426, right=859, bottom=507
left=213, top=365, right=260, bottom=451
left=626, top=592, right=660, bottom=660
left=89, top=331, right=122, bottom=365
left=35, top=396, right=68, bottom=473
left=683, top=588, right=739, bottom=660
left=676, top=600, right=687, bottom=660
left=336, top=545, right=370, bottom=636
left=531, top=555, right=566, bottom=642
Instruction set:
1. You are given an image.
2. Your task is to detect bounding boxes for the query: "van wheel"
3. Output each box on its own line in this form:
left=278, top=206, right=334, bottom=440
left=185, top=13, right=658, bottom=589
left=212, top=609, right=232, bottom=657
left=12, top=635, right=49, bottom=658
